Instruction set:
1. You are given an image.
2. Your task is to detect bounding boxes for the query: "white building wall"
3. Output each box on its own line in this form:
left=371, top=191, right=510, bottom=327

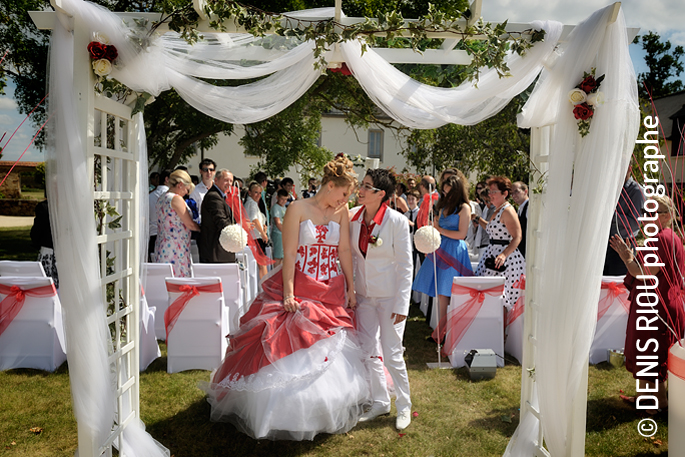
left=182, top=115, right=414, bottom=189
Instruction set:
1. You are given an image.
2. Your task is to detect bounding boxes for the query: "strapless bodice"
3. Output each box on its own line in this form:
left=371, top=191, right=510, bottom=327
left=295, top=220, right=341, bottom=282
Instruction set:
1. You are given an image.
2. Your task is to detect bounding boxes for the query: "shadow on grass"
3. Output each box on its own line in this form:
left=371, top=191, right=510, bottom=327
left=586, top=396, right=668, bottom=433
left=467, top=405, right=520, bottom=438
left=2, top=361, right=69, bottom=377
left=146, top=397, right=340, bottom=457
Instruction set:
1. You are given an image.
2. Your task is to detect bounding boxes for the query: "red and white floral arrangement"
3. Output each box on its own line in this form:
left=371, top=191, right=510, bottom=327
left=568, top=68, right=605, bottom=137
left=87, top=32, right=118, bottom=79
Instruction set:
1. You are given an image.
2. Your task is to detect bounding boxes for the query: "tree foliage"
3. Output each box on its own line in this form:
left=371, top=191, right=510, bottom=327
left=633, top=31, right=684, bottom=100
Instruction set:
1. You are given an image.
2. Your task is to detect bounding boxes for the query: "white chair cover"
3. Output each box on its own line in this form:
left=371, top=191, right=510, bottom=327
left=446, top=276, right=505, bottom=368
left=241, top=247, right=259, bottom=300
left=420, top=293, right=429, bottom=317
left=0, top=276, right=66, bottom=371
left=165, top=277, right=227, bottom=373
left=192, top=263, right=242, bottom=334
left=0, top=261, right=47, bottom=277
left=505, top=290, right=525, bottom=365
left=142, top=262, right=174, bottom=341
left=234, top=252, right=252, bottom=312
left=589, top=276, right=629, bottom=365
left=139, top=294, right=161, bottom=371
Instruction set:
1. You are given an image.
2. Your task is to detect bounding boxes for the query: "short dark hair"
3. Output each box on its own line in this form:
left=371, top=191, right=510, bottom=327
left=365, top=169, right=395, bottom=203
left=277, top=189, right=289, bottom=198
left=396, top=182, right=407, bottom=195
left=160, top=169, right=172, bottom=184
left=200, top=158, right=216, bottom=169
left=254, top=171, right=267, bottom=184
left=281, top=177, right=294, bottom=187
left=406, top=189, right=420, bottom=200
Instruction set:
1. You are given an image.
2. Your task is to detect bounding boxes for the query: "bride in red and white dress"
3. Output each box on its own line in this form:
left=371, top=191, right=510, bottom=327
left=202, top=157, right=370, bottom=440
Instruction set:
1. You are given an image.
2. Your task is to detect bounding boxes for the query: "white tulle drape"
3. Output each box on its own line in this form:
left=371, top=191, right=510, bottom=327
left=340, top=20, right=562, bottom=129
left=47, top=0, right=637, bottom=455
left=505, top=5, right=639, bottom=456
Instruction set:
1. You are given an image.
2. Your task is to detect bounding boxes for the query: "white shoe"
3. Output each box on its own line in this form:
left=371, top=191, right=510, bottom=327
left=396, top=409, right=411, bottom=430
left=358, top=405, right=391, bottom=422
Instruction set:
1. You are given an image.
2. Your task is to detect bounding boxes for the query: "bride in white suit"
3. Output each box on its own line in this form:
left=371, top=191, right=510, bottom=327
left=350, top=168, right=414, bottom=431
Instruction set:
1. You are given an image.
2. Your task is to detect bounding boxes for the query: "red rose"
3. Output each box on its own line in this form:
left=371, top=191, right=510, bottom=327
left=103, top=45, right=118, bottom=62
left=87, top=41, right=107, bottom=59
left=578, top=75, right=597, bottom=93
left=573, top=102, right=594, bottom=121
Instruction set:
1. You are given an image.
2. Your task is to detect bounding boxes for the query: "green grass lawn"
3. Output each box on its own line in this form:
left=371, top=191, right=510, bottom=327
left=0, top=226, right=38, bottom=261
left=0, top=228, right=669, bottom=456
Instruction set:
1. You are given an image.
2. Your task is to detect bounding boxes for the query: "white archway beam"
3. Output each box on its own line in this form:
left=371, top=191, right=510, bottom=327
left=32, top=10, right=638, bottom=42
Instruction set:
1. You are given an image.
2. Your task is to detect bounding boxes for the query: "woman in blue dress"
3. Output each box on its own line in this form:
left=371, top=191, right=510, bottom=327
left=412, top=175, right=473, bottom=341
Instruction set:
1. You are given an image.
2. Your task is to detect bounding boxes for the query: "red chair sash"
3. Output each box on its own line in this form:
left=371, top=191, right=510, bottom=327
left=0, top=283, right=57, bottom=338
left=597, top=281, right=629, bottom=321
left=506, top=275, right=526, bottom=327
left=164, top=282, right=223, bottom=340
left=433, top=283, right=505, bottom=354
left=668, top=345, right=685, bottom=382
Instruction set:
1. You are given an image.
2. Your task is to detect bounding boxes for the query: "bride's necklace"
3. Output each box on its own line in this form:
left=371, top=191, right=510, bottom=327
left=314, top=198, right=333, bottom=223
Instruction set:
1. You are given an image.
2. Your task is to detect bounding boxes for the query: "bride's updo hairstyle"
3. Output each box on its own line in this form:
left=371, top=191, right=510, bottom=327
left=321, top=155, right=358, bottom=189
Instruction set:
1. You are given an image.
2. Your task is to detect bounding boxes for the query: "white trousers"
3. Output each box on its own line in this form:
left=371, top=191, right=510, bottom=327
left=356, top=295, right=412, bottom=413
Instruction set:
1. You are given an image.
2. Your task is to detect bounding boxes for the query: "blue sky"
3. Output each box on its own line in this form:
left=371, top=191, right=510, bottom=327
left=1, top=0, right=684, bottom=163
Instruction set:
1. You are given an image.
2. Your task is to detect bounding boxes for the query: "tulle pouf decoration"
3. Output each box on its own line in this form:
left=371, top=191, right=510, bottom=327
left=414, top=226, right=441, bottom=254
left=219, top=224, right=248, bottom=253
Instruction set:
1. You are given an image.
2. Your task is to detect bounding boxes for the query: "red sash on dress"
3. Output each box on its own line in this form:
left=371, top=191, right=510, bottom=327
left=164, top=282, right=223, bottom=340
left=434, top=283, right=505, bottom=354
left=0, top=283, right=57, bottom=337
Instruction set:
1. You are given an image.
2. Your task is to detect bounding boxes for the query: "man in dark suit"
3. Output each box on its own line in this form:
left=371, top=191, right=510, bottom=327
left=512, top=181, right=529, bottom=258
left=199, top=169, right=236, bottom=263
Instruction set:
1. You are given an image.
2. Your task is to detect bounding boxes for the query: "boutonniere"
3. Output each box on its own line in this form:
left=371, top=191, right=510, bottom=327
left=568, top=68, right=605, bottom=137
left=369, top=235, right=383, bottom=247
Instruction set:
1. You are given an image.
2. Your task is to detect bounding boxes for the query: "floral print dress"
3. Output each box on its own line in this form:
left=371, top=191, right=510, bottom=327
left=154, top=192, right=191, bottom=277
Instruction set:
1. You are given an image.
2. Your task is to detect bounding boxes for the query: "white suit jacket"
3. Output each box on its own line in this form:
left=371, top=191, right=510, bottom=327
left=350, top=206, right=414, bottom=316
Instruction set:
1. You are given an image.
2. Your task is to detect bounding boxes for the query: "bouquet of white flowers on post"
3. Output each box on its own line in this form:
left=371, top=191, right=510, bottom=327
left=219, top=224, right=248, bottom=253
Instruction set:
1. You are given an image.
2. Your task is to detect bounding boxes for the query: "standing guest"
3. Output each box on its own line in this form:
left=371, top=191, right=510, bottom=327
left=474, top=186, right=494, bottom=259
left=466, top=182, right=486, bottom=260
left=511, top=181, right=529, bottom=257
left=148, top=172, right=159, bottom=192
left=189, top=159, right=217, bottom=222
left=270, top=189, right=289, bottom=266
left=611, top=195, right=684, bottom=415
left=396, top=182, right=408, bottom=202
left=412, top=175, right=473, bottom=342
left=190, top=174, right=200, bottom=186
left=474, top=176, right=526, bottom=314
left=254, top=171, right=270, bottom=227
left=407, top=176, right=417, bottom=191
left=31, top=199, right=59, bottom=289
left=154, top=170, right=200, bottom=277
left=404, top=190, right=420, bottom=234
left=271, top=177, right=296, bottom=208
left=148, top=169, right=171, bottom=261
left=246, top=181, right=270, bottom=279
left=302, top=178, right=318, bottom=198
left=604, top=168, right=645, bottom=275
left=199, top=169, right=236, bottom=264
left=350, top=169, right=414, bottom=431
left=203, top=156, right=369, bottom=441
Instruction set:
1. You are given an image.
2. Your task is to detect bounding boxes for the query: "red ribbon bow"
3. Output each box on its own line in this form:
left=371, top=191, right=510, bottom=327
left=0, top=282, right=57, bottom=338
left=164, top=282, right=223, bottom=341
left=432, top=283, right=505, bottom=353
left=597, top=281, right=629, bottom=321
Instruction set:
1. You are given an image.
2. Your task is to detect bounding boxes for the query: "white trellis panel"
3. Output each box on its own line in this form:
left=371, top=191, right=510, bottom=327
left=90, top=94, right=142, bottom=455
left=521, top=125, right=552, bottom=457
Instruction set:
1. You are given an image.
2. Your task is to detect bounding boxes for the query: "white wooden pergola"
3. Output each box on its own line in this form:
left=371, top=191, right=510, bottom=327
left=29, top=1, right=638, bottom=456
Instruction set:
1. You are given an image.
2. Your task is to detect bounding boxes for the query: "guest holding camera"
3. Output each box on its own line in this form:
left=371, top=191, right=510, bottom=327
left=473, top=176, right=525, bottom=312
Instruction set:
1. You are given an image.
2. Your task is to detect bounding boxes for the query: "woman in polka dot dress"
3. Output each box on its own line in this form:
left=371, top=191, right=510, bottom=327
left=473, top=176, right=525, bottom=311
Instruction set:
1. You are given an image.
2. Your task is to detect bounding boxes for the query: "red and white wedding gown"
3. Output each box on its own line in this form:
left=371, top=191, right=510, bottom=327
left=202, top=220, right=371, bottom=440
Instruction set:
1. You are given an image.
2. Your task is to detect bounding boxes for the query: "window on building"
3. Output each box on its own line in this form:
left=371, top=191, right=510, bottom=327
left=670, top=105, right=685, bottom=156
left=368, top=129, right=383, bottom=159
